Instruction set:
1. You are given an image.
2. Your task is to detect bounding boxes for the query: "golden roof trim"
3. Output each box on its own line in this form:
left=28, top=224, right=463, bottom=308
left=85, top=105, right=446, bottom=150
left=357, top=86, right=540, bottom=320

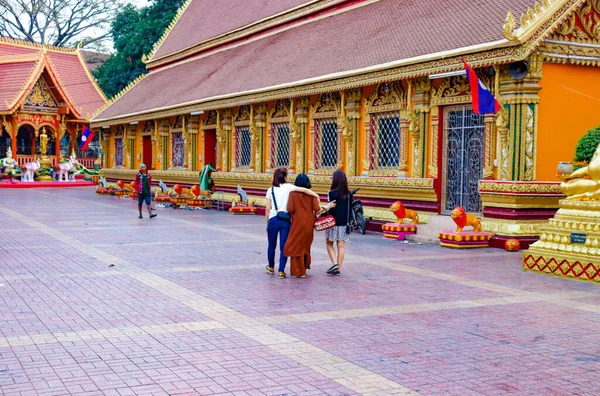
left=43, top=55, right=83, bottom=118
left=90, top=73, right=147, bottom=120
left=0, top=36, right=78, bottom=53
left=0, top=53, right=42, bottom=64
left=144, top=0, right=352, bottom=68
left=142, top=0, right=194, bottom=64
left=503, top=0, right=586, bottom=43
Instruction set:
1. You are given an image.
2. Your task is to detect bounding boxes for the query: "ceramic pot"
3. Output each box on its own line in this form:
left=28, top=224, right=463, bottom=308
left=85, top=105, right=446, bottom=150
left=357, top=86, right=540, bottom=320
left=557, top=161, right=574, bottom=175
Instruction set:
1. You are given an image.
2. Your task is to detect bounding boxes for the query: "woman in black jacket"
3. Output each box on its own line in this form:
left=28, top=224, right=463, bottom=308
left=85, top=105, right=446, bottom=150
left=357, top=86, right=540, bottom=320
left=325, top=170, right=350, bottom=276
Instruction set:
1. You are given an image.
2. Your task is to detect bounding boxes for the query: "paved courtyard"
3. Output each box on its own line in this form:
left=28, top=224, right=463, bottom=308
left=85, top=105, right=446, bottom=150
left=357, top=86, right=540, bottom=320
left=1, top=188, right=599, bottom=396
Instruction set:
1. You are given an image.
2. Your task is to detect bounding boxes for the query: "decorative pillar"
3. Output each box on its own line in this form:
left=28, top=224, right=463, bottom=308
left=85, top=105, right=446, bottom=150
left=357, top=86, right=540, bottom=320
left=428, top=106, right=439, bottom=178
left=497, top=55, right=541, bottom=181
left=411, top=78, right=431, bottom=178
left=216, top=110, right=232, bottom=172
left=483, top=114, right=496, bottom=179
left=188, top=115, right=199, bottom=170
left=288, top=100, right=297, bottom=173
left=160, top=119, right=169, bottom=170
left=294, top=98, right=309, bottom=174
left=344, top=89, right=361, bottom=176
left=127, top=123, right=136, bottom=169
left=252, top=104, right=266, bottom=173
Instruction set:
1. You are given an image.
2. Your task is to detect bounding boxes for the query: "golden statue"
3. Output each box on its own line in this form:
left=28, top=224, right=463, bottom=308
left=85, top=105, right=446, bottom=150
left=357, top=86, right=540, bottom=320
left=560, top=143, right=600, bottom=200
left=39, top=128, right=49, bottom=156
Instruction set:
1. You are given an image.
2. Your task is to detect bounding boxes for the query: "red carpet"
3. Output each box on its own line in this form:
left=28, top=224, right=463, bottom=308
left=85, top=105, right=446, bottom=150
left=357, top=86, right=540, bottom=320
left=0, top=181, right=96, bottom=189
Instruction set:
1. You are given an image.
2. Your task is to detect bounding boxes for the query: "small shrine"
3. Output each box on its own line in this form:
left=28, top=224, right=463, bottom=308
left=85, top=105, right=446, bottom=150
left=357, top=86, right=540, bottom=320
left=0, top=38, right=107, bottom=185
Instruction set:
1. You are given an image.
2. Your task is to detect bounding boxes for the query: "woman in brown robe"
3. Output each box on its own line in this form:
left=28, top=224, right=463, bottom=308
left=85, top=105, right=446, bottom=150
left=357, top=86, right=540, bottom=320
left=284, top=174, right=336, bottom=278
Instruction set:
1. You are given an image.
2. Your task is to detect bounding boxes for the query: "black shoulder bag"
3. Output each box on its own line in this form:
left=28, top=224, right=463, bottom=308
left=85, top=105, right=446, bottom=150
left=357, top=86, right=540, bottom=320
left=271, top=188, right=291, bottom=222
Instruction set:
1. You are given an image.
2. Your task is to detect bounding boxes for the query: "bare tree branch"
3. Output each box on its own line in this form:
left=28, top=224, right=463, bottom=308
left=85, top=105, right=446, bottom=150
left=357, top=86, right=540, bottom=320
left=0, top=0, right=123, bottom=48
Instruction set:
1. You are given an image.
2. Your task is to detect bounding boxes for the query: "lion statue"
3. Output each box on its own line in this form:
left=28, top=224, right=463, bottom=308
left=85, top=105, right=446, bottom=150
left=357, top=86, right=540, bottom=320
left=390, top=201, right=419, bottom=224
left=117, top=179, right=137, bottom=192
left=450, top=206, right=481, bottom=233
left=173, top=184, right=201, bottom=198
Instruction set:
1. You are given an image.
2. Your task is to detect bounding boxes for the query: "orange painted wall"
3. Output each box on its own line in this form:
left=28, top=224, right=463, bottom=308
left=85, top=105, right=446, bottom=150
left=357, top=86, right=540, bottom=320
left=537, top=63, right=600, bottom=181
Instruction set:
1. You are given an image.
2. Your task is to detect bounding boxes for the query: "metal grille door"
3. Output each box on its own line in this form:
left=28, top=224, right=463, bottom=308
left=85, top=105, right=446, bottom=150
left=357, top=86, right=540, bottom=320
left=314, top=119, right=338, bottom=171
left=172, top=132, right=184, bottom=167
left=444, top=106, right=485, bottom=213
left=369, top=112, right=400, bottom=170
left=234, top=126, right=251, bottom=168
left=270, top=123, right=290, bottom=168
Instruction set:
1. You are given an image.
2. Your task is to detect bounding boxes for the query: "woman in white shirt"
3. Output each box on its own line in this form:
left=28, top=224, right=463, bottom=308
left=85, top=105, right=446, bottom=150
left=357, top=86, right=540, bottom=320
left=265, top=167, right=319, bottom=279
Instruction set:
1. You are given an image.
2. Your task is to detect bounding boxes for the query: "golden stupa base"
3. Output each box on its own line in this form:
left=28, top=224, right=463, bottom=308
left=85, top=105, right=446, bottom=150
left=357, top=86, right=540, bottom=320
left=40, top=157, right=52, bottom=168
left=523, top=199, right=600, bottom=283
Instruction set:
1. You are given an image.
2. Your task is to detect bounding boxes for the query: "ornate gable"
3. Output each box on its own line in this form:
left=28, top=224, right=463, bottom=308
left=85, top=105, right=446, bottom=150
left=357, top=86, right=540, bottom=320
left=22, top=77, right=59, bottom=113
left=541, top=0, right=600, bottom=65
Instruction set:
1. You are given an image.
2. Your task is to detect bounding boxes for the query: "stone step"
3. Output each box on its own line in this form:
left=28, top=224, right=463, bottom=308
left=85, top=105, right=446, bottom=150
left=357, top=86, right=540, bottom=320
left=405, top=234, right=440, bottom=245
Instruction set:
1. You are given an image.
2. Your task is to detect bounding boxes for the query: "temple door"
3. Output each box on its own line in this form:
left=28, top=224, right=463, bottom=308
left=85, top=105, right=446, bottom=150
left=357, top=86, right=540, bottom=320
left=142, top=136, right=153, bottom=169
left=443, top=105, right=485, bottom=213
left=204, top=129, right=216, bottom=168
left=16, top=126, right=33, bottom=155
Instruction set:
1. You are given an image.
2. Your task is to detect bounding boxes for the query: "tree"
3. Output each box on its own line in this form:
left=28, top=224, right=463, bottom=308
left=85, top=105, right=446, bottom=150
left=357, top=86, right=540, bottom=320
left=0, top=0, right=124, bottom=48
left=574, top=126, right=600, bottom=165
left=94, top=0, right=185, bottom=98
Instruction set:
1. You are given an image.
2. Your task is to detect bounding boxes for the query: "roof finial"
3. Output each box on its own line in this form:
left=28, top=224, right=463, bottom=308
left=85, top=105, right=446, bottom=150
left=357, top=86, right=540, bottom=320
left=503, top=10, right=518, bottom=40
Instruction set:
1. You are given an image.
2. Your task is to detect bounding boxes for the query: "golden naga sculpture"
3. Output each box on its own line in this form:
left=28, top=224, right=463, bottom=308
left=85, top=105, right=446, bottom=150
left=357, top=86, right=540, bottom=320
left=560, top=143, right=600, bottom=200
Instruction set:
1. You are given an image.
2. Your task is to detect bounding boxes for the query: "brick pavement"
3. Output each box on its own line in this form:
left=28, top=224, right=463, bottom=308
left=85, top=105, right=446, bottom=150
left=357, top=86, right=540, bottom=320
left=1, top=188, right=599, bottom=395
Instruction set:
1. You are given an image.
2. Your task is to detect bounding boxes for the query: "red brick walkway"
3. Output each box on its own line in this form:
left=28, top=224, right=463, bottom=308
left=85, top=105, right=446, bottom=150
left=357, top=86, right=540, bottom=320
left=1, top=188, right=599, bottom=395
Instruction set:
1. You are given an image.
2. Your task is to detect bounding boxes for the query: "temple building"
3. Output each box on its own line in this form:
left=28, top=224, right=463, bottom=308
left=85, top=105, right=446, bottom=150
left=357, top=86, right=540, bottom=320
left=92, top=0, right=600, bottom=244
left=0, top=38, right=107, bottom=168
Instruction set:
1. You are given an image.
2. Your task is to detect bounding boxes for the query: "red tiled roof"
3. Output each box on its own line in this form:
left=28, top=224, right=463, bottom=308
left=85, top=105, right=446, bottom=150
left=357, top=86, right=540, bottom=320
left=150, top=0, right=312, bottom=61
left=0, top=61, right=39, bottom=110
left=95, top=0, right=533, bottom=121
left=0, top=41, right=106, bottom=119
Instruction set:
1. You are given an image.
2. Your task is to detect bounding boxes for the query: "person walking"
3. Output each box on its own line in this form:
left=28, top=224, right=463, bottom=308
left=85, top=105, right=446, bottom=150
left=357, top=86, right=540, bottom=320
left=135, top=164, right=157, bottom=219
left=325, top=170, right=351, bottom=276
left=265, top=167, right=319, bottom=279
left=284, top=174, right=336, bottom=278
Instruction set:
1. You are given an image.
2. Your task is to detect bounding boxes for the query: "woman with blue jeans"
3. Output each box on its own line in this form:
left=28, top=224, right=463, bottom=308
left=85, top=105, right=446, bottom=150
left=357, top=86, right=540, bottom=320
left=265, top=167, right=319, bottom=279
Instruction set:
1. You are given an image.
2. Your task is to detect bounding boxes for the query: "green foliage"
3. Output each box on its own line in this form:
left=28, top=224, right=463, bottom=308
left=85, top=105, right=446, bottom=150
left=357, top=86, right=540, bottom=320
left=574, top=126, right=600, bottom=165
left=94, top=0, right=186, bottom=98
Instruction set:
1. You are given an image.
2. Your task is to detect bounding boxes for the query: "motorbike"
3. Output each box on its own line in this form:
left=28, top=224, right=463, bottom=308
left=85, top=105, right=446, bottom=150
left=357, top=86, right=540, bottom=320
left=348, top=188, right=368, bottom=234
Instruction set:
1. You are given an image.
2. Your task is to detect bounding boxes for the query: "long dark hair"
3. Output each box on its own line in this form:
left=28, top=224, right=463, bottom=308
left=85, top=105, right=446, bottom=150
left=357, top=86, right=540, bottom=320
left=272, top=167, right=288, bottom=187
left=330, top=169, right=349, bottom=199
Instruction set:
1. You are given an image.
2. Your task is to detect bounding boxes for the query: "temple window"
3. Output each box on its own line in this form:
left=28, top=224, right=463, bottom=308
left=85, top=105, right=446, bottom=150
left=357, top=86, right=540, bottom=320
left=171, top=116, right=185, bottom=168
left=364, top=82, right=407, bottom=176
left=314, top=119, right=338, bottom=171
left=234, top=126, right=251, bottom=168
left=270, top=122, right=290, bottom=168
left=268, top=99, right=292, bottom=170
left=369, top=112, right=401, bottom=169
left=172, top=132, right=184, bottom=167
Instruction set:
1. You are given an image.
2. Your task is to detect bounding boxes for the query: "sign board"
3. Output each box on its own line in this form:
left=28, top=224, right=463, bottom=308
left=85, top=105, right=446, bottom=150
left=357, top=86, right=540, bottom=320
left=571, top=233, right=587, bottom=244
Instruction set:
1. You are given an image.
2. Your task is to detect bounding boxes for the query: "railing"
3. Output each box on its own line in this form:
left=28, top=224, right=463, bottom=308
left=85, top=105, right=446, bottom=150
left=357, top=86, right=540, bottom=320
left=77, top=158, right=99, bottom=168
left=17, top=156, right=58, bottom=166
left=15, top=156, right=99, bottom=168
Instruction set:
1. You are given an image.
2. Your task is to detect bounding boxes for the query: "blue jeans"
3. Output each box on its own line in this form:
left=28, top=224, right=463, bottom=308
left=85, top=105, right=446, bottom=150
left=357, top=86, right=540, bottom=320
left=267, top=217, right=291, bottom=273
